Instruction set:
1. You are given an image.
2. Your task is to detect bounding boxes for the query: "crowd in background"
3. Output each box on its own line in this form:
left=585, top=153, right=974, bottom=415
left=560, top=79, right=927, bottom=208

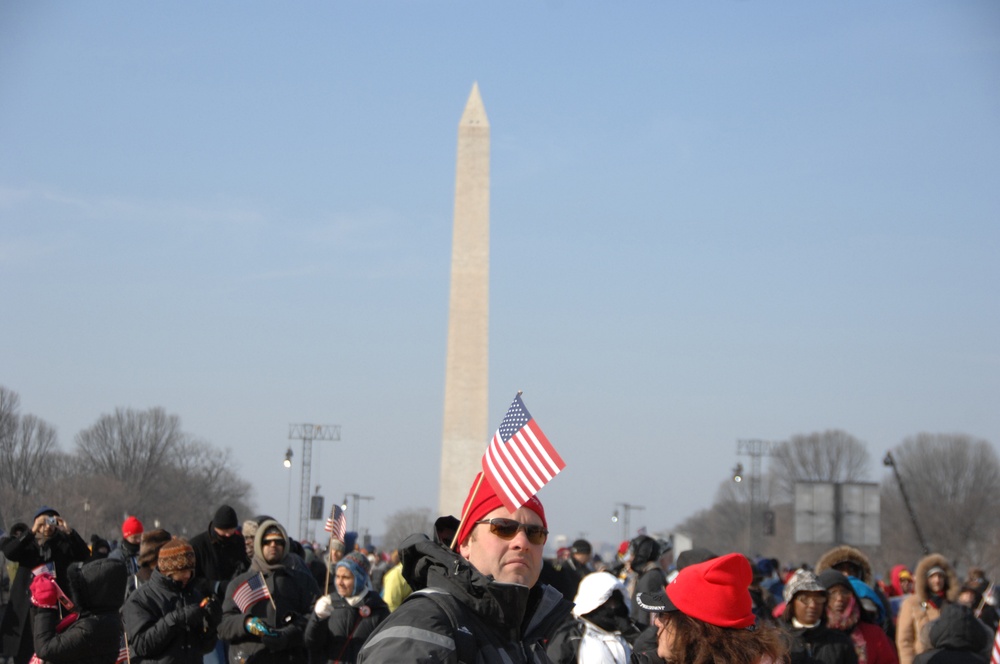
left=1, top=497, right=997, bottom=664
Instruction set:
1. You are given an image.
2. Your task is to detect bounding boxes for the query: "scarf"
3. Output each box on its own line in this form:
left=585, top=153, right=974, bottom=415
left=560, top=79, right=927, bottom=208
left=826, top=595, right=867, bottom=664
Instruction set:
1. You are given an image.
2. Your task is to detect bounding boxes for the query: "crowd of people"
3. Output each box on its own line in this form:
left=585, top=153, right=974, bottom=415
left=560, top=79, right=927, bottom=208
left=1, top=484, right=997, bottom=664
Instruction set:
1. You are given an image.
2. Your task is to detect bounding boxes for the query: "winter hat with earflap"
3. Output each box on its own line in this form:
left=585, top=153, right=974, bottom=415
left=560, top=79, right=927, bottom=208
left=336, top=551, right=371, bottom=595
left=158, top=538, right=195, bottom=576
left=783, top=569, right=825, bottom=604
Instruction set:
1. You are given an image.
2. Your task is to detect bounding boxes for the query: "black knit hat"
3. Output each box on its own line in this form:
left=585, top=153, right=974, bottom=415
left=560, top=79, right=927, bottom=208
left=213, top=505, right=239, bottom=530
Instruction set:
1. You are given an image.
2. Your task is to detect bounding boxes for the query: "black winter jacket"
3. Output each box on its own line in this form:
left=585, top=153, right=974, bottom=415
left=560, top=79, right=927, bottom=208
left=913, top=604, right=991, bottom=664
left=189, top=524, right=249, bottom=597
left=31, top=558, right=127, bottom=664
left=784, top=622, right=859, bottom=664
left=1, top=528, right=91, bottom=663
left=123, top=569, right=218, bottom=664
left=218, top=563, right=319, bottom=664
left=303, top=591, right=389, bottom=663
left=357, top=534, right=572, bottom=664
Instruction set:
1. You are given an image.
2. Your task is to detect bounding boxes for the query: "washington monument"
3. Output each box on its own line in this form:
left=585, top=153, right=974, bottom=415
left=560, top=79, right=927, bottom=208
left=439, top=83, right=490, bottom=515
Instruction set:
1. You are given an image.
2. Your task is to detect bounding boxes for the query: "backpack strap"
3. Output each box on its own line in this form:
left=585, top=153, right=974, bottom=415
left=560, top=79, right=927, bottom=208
left=406, top=588, right=480, bottom=664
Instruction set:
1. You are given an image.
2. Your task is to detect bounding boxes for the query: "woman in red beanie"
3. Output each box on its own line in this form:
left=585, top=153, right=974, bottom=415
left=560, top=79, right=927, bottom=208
left=636, top=552, right=786, bottom=664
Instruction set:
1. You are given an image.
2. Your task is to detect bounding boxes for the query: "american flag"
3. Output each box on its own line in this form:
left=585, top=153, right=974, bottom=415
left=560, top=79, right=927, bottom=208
left=325, top=504, right=347, bottom=542
left=115, top=633, right=128, bottom=664
left=232, top=572, right=271, bottom=613
left=990, top=624, right=999, bottom=664
left=482, top=393, right=566, bottom=511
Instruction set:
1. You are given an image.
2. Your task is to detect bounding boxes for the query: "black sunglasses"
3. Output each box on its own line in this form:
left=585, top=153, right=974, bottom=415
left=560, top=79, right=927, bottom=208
left=263, top=538, right=286, bottom=547
left=474, top=518, right=548, bottom=545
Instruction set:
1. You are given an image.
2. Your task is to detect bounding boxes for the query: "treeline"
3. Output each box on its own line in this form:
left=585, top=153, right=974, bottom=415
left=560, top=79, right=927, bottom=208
left=0, top=386, right=252, bottom=543
left=673, top=429, right=1000, bottom=576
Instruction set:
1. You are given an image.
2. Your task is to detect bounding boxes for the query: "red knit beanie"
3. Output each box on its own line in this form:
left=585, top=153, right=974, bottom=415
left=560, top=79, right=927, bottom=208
left=453, top=472, right=546, bottom=548
left=122, top=516, right=144, bottom=540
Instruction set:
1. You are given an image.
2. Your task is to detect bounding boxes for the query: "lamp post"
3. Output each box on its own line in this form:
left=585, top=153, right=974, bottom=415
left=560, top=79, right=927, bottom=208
left=613, top=503, right=645, bottom=542
left=83, top=499, right=91, bottom=537
left=341, top=493, right=374, bottom=536
left=283, top=448, right=294, bottom=528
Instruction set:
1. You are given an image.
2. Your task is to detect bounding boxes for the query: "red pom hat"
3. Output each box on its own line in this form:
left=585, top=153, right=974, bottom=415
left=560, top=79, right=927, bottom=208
left=453, top=472, right=546, bottom=549
left=635, top=552, right=755, bottom=629
left=122, top=516, right=144, bottom=540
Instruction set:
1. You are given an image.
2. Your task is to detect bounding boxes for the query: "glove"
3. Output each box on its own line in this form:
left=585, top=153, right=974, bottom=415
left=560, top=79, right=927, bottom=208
left=30, top=574, right=59, bottom=609
left=165, top=604, right=203, bottom=630
left=261, top=624, right=298, bottom=650
left=201, top=596, right=222, bottom=628
left=244, top=616, right=277, bottom=638
left=314, top=594, right=333, bottom=619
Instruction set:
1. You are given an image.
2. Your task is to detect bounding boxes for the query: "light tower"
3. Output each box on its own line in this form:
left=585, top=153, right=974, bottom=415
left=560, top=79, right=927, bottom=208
left=289, top=423, right=340, bottom=540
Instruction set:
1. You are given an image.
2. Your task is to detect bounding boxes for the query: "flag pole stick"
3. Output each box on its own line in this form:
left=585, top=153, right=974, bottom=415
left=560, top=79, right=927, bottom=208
left=449, top=391, right=522, bottom=551
left=324, top=530, right=335, bottom=595
left=450, top=472, right=484, bottom=551
left=261, top=571, right=277, bottom=610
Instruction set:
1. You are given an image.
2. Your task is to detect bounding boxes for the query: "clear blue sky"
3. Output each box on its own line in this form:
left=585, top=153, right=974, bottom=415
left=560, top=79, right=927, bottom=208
left=3, top=2, right=998, bottom=551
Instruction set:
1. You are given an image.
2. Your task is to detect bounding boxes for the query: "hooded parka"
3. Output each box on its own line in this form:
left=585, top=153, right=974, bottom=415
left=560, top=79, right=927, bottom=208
left=897, top=554, right=960, bottom=664
left=30, top=558, right=127, bottom=664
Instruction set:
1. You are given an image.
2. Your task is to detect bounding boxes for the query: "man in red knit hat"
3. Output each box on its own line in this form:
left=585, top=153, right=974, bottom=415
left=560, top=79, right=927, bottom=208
left=109, top=515, right=144, bottom=596
left=358, top=473, right=572, bottom=663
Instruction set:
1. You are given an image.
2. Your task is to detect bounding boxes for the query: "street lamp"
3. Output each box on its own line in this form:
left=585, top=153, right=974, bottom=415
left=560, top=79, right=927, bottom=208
left=283, top=448, right=294, bottom=528
left=732, top=463, right=743, bottom=483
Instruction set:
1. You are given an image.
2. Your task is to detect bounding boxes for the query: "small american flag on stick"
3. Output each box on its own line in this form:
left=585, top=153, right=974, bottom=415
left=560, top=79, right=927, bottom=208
left=115, top=634, right=128, bottom=664
left=325, top=504, right=347, bottom=542
left=989, top=623, right=999, bottom=664
left=482, top=392, right=566, bottom=512
left=232, top=572, right=271, bottom=613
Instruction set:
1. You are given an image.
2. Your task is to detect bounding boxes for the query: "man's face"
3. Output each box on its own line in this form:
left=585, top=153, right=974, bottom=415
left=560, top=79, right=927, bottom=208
left=900, top=576, right=914, bottom=594
left=958, top=590, right=976, bottom=607
left=928, top=572, right=946, bottom=593
left=334, top=566, right=355, bottom=597
left=214, top=526, right=238, bottom=539
left=329, top=549, right=344, bottom=564
left=793, top=591, right=827, bottom=625
left=244, top=534, right=255, bottom=557
left=125, top=533, right=142, bottom=546
left=458, top=506, right=545, bottom=587
left=571, top=551, right=590, bottom=566
left=169, top=569, right=193, bottom=588
left=262, top=535, right=286, bottom=564
left=833, top=562, right=861, bottom=578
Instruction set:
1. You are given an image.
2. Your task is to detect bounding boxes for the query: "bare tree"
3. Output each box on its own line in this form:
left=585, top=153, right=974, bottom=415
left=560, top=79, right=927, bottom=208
left=770, top=430, right=870, bottom=500
left=883, top=433, right=1000, bottom=569
left=75, top=407, right=185, bottom=491
left=0, top=387, right=60, bottom=523
left=381, top=508, right=434, bottom=552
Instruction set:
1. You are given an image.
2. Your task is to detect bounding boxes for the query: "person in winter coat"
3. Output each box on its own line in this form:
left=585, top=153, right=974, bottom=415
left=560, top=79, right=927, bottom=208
left=897, top=554, right=960, bottom=664
left=912, top=603, right=990, bottom=664
left=29, top=557, right=127, bottom=664
left=123, top=538, right=220, bottom=664
left=357, top=474, right=573, bottom=663
left=781, top=569, right=858, bottom=664
left=1, top=507, right=91, bottom=664
left=218, top=520, right=319, bottom=664
left=108, top=516, right=144, bottom=596
left=189, top=505, right=248, bottom=598
left=546, top=571, right=639, bottom=664
left=816, top=546, right=894, bottom=639
left=634, top=552, right=787, bottom=664
left=135, top=529, right=173, bottom=587
left=304, top=551, right=389, bottom=663
left=627, top=536, right=666, bottom=630
left=818, top=569, right=898, bottom=664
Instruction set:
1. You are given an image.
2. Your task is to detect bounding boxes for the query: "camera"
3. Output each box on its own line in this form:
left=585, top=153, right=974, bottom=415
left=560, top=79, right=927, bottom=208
left=45, top=516, right=57, bottom=527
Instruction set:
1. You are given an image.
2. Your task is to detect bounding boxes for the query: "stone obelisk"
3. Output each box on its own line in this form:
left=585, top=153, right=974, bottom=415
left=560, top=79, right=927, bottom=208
left=439, top=83, right=490, bottom=516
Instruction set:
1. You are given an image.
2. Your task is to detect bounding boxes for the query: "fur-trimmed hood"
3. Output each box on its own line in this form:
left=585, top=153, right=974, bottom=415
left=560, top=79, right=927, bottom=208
left=913, top=553, right=959, bottom=604
left=815, top=545, right=873, bottom=585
